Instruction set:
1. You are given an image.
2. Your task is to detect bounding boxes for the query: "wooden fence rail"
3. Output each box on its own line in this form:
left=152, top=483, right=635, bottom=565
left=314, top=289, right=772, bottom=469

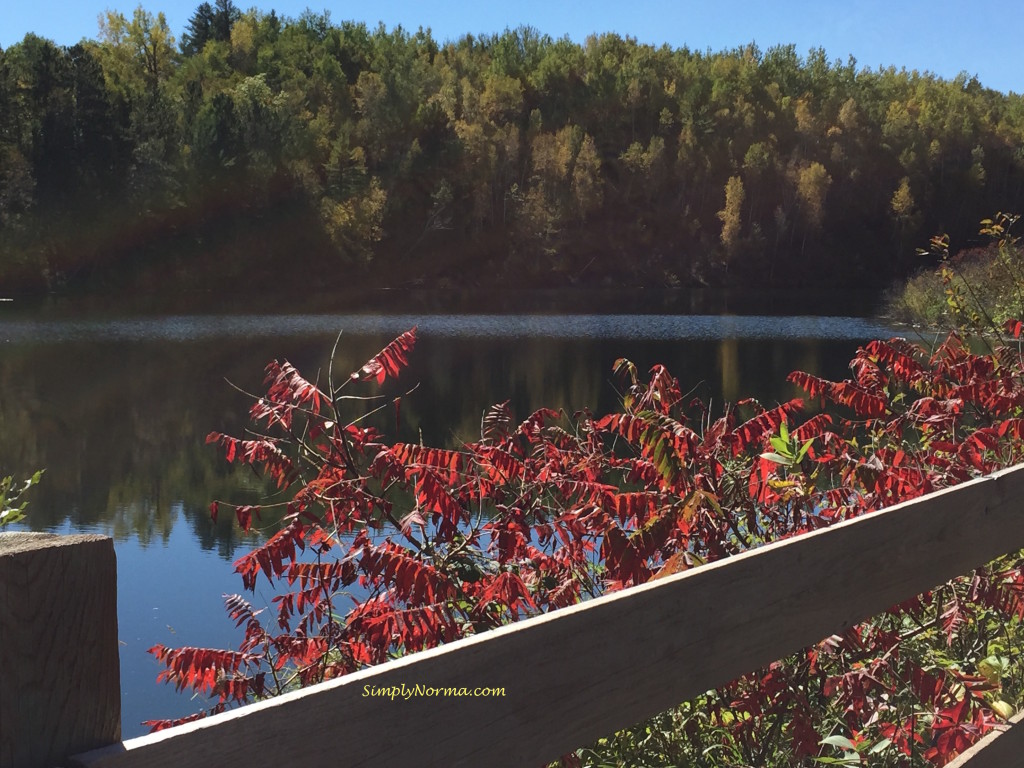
left=5, top=466, right=1024, bottom=766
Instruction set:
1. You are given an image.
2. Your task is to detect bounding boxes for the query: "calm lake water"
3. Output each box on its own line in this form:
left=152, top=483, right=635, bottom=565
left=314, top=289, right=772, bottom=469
left=0, top=294, right=902, bottom=737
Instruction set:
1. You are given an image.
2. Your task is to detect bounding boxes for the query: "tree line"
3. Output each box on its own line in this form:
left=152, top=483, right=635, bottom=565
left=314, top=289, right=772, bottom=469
left=2, top=1, right=1023, bottom=294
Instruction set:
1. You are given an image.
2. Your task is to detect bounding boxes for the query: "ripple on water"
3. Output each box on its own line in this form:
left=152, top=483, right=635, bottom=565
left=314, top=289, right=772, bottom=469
left=0, top=313, right=901, bottom=344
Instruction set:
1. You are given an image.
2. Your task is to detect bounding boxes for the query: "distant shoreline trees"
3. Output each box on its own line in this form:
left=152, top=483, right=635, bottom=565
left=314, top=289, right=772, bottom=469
left=1, top=7, right=1023, bottom=295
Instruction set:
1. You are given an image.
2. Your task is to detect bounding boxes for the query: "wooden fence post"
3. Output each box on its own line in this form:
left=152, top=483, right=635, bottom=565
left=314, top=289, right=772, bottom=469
left=0, top=533, right=120, bottom=768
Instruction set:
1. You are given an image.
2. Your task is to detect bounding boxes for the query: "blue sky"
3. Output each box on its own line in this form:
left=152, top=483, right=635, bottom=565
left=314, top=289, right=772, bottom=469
left=2, top=0, right=1021, bottom=95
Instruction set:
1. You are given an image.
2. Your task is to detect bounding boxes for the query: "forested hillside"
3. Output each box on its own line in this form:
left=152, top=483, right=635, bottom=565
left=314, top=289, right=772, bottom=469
left=2, top=1, right=1023, bottom=294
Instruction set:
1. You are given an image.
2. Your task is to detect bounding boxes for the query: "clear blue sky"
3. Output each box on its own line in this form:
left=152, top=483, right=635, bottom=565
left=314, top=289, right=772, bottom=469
left=2, top=0, right=1021, bottom=95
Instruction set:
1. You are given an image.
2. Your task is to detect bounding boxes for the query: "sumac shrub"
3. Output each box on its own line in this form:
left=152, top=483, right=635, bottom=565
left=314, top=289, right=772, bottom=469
left=149, top=322, right=1024, bottom=766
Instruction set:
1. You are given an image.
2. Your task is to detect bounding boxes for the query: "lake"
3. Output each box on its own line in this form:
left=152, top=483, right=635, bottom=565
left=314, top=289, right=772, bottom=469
left=0, top=293, right=902, bottom=737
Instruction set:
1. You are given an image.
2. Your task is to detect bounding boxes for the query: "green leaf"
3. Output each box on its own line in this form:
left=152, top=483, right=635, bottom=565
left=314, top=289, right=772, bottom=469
left=1, top=470, right=43, bottom=528
left=796, top=438, right=814, bottom=462
left=820, top=735, right=858, bottom=751
left=868, top=738, right=893, bottom=754
left=700, top=492, right=723, bottom=515
left=760, top=452, right=792, bottom=465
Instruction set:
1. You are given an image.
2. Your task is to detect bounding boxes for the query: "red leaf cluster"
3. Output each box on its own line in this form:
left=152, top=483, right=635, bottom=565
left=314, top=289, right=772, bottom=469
left=351, top=327, right=417, bottom=384
left=152, top=324, right=1024, bottom=764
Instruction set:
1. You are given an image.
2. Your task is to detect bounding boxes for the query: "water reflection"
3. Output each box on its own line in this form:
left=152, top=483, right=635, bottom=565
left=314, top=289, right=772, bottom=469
left=0, top=312, right=900, bottom=549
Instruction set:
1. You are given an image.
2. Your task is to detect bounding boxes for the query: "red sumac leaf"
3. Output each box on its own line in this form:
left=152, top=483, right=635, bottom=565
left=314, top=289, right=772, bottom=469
left=391, top=443, right=468, bottom=486
left=359, top=540, right=455, bottom=605
left=144, top=706, right=224, bottom=733
left=234, top=519, right=305, bottom=590
left=476, top=571, right=536, bottom=616
left=149, top=645, right=258, bottom=695
left=729, top=398, right=804, bottom=455
left=351, top=327, right=417, bottom=384
left=235, top=505, right=261, bottom=532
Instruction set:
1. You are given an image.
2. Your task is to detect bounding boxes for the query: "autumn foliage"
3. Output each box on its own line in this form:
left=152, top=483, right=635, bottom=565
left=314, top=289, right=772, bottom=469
left=148, top=322, right=1024, bottom=765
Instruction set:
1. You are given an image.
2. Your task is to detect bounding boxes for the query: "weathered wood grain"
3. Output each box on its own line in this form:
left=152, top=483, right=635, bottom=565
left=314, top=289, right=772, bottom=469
left=72, top=465, right=1024, bottom=768
left=0, top=533, right=120, bottom=768
left=948, top=711, right=1024, bottom=767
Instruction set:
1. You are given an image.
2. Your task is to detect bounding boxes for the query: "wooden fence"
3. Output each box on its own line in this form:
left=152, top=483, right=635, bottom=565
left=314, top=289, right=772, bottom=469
left=5, top=466, right=1024, bottom=767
